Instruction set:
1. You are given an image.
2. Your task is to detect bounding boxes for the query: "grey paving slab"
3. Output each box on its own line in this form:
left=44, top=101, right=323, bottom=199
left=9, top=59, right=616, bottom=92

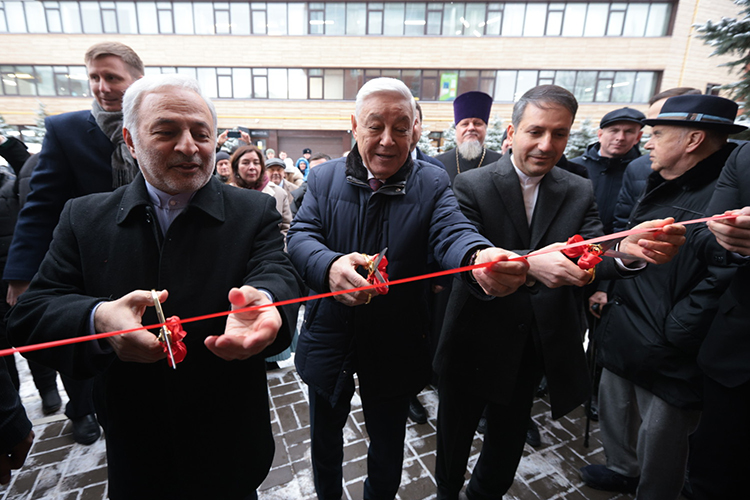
left=0, top=354, right=689, bottom=500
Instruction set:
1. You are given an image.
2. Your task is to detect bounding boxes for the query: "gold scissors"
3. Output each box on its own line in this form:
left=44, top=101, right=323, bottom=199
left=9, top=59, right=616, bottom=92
left=151, top=290, right=176, bottom=370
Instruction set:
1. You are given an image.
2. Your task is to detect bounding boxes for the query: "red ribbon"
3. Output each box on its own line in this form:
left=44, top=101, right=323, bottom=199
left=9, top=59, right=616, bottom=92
left=562, top=235, right=603, bottom=270
left=162, top=316, right=187, bottom=368
left=366, top=254, right=389, bottom=294
left=0, top=213, right=736, bottom=359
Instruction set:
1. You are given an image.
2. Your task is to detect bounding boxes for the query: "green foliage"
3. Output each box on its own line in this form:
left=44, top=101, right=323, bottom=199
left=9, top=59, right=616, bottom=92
left=440, top=124, right=456, bottom=152
left=24, top=101, right=49, bottom=143
left=416, top=129, right=438, bottom=156
left=564, top=118, right=598, bottom=159
left=484, top=114, right=507, bottom=152
left=694, top=0, right=750, bottom=116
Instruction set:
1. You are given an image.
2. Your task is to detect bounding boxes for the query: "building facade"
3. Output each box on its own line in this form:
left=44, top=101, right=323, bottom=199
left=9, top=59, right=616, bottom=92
left=0, top=0, right=744, bottom=157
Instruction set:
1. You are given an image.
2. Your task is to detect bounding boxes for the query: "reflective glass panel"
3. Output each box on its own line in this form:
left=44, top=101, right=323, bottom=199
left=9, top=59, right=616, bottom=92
left=36, top=66, right=56, bottom=96
left=523, top=3, right=546, bottom=37
left=623, top=4, right=648, bottom=36
left=233, top=68, right=252, bottom=98
left=269, top=69, right=289, bottom=98
left=546, top=11, right=562, bottom=36
left=172, top=2, right=193, bottom=34
left=346, top=3, right=365, bottom=34
left=368, top=10, right=382, bottom=35
left=116, top=2, right=137, bottom=33
left=46, top=7, right=63, bottom=32
left=443, top=3, right=463, bottom=36
left=607, top=10, right=624, bottom=36
left=102, top=8, right=118, bottom=33
left=502, top=4, right=525, bottom=36
left=645, top=3, right=670, bottom=36
left=404, top=3, right=425, bottom=36
left=25, top=1, right=47, bottom=32
left=197, top=67, right=218, bottom=98
left=574, top=71, right=597, bottom=102
left=288, top=3, right=306, bottom=35
left=324, top=3, right=344, bottom=35
left=494, top=70, right=516, bottom=101
left=230, top=3, right=250, bottom=34
left=584, top=4, right=607, bottom=37
left=268, top=3, right=287, bottom=35
left=194, top=3, right=214, bottom=34
left=324, top=69, right=344, bottom=99
left=562, top=3, right=586, bottom=36
left=289, top=69, right=308, bottom=99
left=80, top=2, right=102, bottom=33
left=216, top=9, right=230, bottom=34
left=516, top=70, right=538, bottom=99
left=67, top=66, right=89, bottom=96
left=611, top=71, right=636, bottom=102
left=632, top=71, right=656, bottom=103
left=465, top=3, right=486, bottom=37
left=16, top=65, right=36, bottom=95
left=1, top=66, right=18, bottom=95
left=384, top=3, right=404, bottom=35
left=137, top=2, right=158, bottom=34
left=60, top=2, right=82, bottom=33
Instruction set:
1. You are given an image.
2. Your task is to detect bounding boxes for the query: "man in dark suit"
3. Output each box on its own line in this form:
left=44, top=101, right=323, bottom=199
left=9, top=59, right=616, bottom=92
left=4, top=41, right=145, bottom=445
left=7, top=74, right=301, bottom=499
left=434, top=85, right=686, bottom=500
left=688, top=142, right=750, bottom=500
left=435, top=91, right=502, bottom=182
left=287, top=77, right=530, bottom=500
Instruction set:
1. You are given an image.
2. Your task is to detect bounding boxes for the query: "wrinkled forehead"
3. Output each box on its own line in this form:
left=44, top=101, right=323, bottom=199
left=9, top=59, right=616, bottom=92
left=359, top=92, right=414, bottom=122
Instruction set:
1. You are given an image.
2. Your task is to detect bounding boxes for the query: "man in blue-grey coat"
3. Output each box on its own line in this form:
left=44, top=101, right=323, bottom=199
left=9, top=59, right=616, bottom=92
left=286, top=77, right=530, bottom=500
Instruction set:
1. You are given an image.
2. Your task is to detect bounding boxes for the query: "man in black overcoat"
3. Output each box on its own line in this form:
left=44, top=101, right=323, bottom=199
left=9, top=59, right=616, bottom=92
left=7, top=74, right=301, bottom=500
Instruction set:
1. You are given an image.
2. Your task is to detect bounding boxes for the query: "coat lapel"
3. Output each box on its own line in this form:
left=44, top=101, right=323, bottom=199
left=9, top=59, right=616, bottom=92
left=529, top=168, right=567, bottom=249
left=491, top=156, right=531, bottom=247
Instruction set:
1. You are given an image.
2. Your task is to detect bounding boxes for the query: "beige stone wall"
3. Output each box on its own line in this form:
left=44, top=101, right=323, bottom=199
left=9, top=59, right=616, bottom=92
left=0, top=0, right=745, bottom=133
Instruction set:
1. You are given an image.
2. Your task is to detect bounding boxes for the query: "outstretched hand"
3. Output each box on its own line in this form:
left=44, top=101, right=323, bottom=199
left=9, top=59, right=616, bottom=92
left=708, top=207, right=750, bottom=256
left=204, top=286, right=282, bottom=361
left=620, top=217, right=686, bottom=265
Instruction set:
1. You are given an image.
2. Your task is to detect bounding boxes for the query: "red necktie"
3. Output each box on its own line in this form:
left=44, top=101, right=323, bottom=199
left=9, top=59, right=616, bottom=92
left=368, top=178, right=384, bottom=191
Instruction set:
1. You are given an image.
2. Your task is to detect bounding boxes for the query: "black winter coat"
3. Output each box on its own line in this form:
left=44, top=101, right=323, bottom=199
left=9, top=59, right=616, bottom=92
left=597, top=143, right=738, bottom=410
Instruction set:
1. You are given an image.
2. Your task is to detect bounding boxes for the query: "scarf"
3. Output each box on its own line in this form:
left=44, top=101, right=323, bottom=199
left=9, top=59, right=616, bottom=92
left=91, top=100, right=139, bottom=188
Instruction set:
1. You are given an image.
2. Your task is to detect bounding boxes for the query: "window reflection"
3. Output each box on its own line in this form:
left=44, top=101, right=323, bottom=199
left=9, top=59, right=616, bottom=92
left=0, top=63, right=658, bottom=104
left=0, top=1, right=674, bottom=37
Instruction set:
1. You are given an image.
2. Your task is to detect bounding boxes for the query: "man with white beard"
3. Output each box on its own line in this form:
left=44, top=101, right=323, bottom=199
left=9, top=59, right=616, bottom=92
left=436, top=91, right=502, bottom=181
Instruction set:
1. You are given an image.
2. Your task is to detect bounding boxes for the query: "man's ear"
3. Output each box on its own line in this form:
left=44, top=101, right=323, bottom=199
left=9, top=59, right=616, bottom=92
left=123, top=128, right=137, bottom=160
left=685, top=129, right=706, bottom=153
left=351, top=115, right=358, bottom=140
left=507, top=124, right=516, bottom=147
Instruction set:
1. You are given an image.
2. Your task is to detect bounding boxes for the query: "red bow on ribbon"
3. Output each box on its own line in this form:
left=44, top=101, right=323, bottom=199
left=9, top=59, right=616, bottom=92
left=162, top=316, right=187, bottom=368
left=367, top=254, right=390, bottom=295
left=562, top=235, right=603, bottom=270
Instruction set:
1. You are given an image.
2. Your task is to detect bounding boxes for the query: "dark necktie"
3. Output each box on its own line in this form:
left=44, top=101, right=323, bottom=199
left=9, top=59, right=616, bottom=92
left=368, top=178, right=384, bottom=192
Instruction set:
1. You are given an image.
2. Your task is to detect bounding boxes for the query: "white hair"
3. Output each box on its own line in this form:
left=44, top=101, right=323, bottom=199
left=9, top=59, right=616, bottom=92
left=355, top=77, right=416, bottom=121
left=122, top=73, right=218, bottom=138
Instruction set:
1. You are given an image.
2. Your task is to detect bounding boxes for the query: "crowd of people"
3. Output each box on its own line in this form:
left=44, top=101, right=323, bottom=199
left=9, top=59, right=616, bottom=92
left=1, top=40, right=749, bottom=500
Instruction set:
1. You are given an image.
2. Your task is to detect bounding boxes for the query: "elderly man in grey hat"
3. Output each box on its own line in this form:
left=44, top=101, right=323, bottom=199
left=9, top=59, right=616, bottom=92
left=581, top=94, right=747, bottom=499
left=435, top=91, right=502, bottom=181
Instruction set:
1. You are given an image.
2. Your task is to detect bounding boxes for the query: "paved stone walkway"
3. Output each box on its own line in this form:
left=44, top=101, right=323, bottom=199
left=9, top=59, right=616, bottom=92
left=1, top=354, right=686, bottom=500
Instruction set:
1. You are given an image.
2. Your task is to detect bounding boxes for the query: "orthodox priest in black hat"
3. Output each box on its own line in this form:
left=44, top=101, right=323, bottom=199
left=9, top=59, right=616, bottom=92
left=435, top=91, right=502, bottom=182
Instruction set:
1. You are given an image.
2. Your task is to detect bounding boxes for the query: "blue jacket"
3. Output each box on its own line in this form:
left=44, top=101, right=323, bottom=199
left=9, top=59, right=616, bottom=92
left=4, top=110, right=114, bottom=282
left=286, top=147, right=490, bottom=405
